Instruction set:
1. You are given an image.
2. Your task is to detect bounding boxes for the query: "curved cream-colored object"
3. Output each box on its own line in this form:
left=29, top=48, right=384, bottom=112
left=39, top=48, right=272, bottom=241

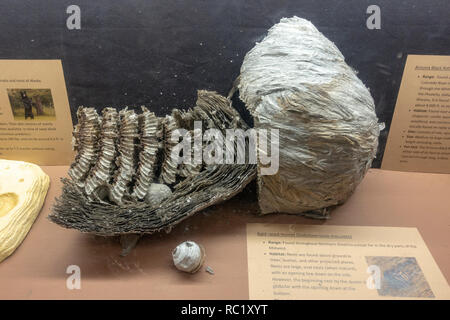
left=0, top=159, right=50, bottom=263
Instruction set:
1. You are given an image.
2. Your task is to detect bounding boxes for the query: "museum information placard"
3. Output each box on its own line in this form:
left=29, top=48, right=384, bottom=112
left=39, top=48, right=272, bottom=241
left=247, top=223, right=450, bottom=299
left=0, top=60, right=73, bottom=165
left=382, top=55, right=450, bottom=173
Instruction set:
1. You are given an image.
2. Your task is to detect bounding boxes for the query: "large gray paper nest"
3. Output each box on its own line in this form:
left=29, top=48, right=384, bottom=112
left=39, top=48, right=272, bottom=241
left=50, top=16, right=382, bottom=237
left=237, top=17, right=381, bottom=217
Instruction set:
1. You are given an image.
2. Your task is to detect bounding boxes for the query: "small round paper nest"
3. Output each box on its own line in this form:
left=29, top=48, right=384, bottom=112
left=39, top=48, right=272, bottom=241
left=236, top=16, right=382, bottom=217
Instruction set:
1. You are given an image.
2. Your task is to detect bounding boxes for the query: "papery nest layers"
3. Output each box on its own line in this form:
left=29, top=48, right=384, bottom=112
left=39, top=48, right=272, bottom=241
left=49, top=90, right=256, bottom=235
left=50, top=16, right=383, bottom=235
left=236, top=16, right=383, bottom=217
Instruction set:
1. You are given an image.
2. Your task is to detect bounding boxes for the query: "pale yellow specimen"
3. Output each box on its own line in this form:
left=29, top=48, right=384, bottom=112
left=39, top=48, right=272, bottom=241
left=0, top=160, right=50, bottom=263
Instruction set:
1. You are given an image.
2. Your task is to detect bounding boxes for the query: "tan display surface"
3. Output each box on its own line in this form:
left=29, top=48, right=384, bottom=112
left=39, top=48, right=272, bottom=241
left=382, top=55, right=450, bottom=173
left=0, top=167, right=449, bottom=299
left=0, top=60, right=74, bottom=165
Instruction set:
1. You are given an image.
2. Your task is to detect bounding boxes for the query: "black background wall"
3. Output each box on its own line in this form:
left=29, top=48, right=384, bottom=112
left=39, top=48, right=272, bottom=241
left=0, top=0, right=449, bottom=167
